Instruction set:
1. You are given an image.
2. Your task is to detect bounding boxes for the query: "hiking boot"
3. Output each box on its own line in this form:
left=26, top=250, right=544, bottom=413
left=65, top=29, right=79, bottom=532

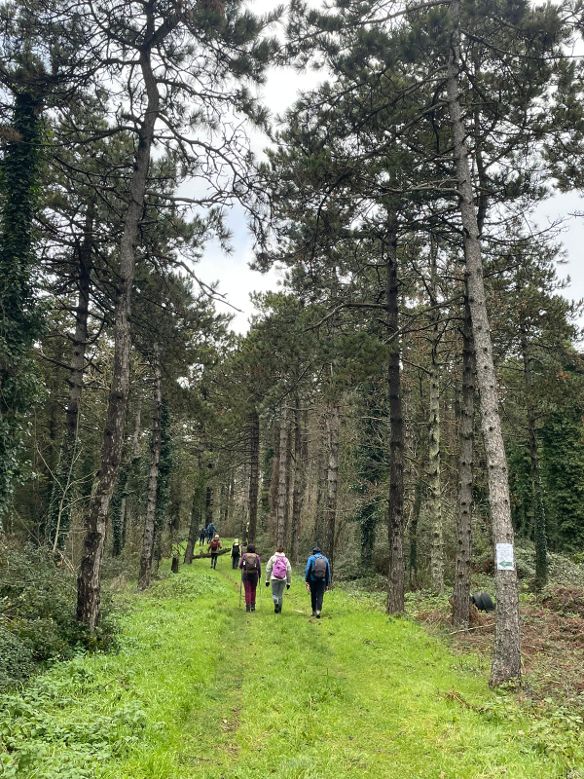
left=274, top=602, right=278, bottom=613
left=316, top=610, right=321, bottom=619
left=251, top=604, right=256, bottom=612
left=245, top=605, right=251, bottom=612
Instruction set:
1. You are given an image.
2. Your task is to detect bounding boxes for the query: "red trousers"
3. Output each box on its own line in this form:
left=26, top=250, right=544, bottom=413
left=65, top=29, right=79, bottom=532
left=243, top=575, right=258, bottom=606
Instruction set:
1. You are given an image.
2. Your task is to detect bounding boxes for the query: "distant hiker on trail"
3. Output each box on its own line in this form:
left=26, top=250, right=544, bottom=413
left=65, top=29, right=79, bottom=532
left=231, top=539, right=241, bottom=569
left=208, top=534, right=222, bottom=569
left=239, top=544, right=261, bottom=612
left=265, top=546, right=292, bottom=614
left=305, top=547, right=331, bottom=619
left=198, top=527, right=206, bottom=547
left=206, top=522, right=216, bottom=543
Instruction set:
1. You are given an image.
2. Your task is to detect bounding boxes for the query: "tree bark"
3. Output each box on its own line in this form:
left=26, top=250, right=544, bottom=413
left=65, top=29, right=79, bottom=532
left=314, top=412, right=328, bottom=545
left=185, top=475, right=204, bottom=564
left=290, top=400, right=306, bottom=564
left=138, top=347, right=162, bottom=590
left=76, top=28, right=162, bottom=629
left=428, top=239, right=443, bottom=592
left=452, top=294, right=475, bottom=627
left=49, top=203, right=94, bottom=551
left=112, top=399, right=141, bottom=557
left=247, top=408, right=260, bottom=544
left=446, top=0, right=521, bottom=684
left=386, top=212, right=405, bottom=615
left=275, top=408, right=289, bottom=548
left=268, top=420, right=280, bottom=536
left=521, top=335, right=547, bottom=591
left=323, top=403, right=341, bottom=577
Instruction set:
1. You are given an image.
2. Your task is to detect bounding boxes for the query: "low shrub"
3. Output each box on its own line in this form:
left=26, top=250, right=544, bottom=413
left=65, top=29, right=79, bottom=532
left=0, top=541, right=118, bottom=692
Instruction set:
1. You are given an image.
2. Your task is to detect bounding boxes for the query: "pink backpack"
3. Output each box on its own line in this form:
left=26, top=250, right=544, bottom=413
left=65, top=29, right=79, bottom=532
left=272, top=555, right=288, bottom=580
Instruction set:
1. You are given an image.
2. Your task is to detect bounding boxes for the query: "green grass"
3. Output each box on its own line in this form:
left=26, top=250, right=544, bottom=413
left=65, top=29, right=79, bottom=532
left=1, top=555, right=583, bottom=779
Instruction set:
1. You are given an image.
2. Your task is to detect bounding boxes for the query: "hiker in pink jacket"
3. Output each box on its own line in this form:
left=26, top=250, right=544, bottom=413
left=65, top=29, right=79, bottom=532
left=265, top=546, right=292, bottom=614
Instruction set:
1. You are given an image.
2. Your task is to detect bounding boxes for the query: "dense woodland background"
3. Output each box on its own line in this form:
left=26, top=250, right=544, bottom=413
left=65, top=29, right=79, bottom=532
left=2, top=0, right=584, bottom=693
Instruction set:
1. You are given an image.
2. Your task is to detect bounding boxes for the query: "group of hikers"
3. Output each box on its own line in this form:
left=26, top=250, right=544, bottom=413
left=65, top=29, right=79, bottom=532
left=202, top=531, right=332, bottom=618
left=238, top=542, right=332, bottom=618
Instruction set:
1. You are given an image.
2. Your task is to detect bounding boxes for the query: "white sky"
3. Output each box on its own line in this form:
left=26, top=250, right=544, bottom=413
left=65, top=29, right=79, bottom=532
left=193, top=3, right=584, bottom=335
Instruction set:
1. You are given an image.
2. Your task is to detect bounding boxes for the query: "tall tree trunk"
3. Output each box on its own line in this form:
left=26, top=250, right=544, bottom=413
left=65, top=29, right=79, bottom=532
left=76, top=36, right=161, bottom=629
left=48, top=204, right=94, bottom=551
left=283, top=416, right=293, bottom=548
left=138, top=348, right=162, bottom=590
left=205, top=485, right=213, bottom=528
left=386, top=212, right=405, bottom=615
left=428, top=240, right=443, bottom=592
left=226, top=470, right=235, bottom=529
left=185, top=470, right=204, bottom=565
left=266, top=421, right=280, bottom=537
left=247, top=408, right=260, bottom=544
left=452, top=294, right=475, bottom=626
left=446, top=0, right=521, bottom=684
left=521, top=335, right=547, bottom=591
left=314, top=412, right=328, bottom=545
left=290, top=401, right=306, bottom=564
left=112, top=399, right=141, bottom=557
left=275, top=408, right=289, bottom=548
left=409, top=475, right=423, bottom=589
left=323, top=403, right=341, bottom=578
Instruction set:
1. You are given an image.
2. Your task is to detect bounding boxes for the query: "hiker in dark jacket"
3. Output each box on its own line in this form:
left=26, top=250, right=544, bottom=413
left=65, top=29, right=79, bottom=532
left=231, top=539, right=241, bottom=569
left=206, top=522, right=216, bottom=543
left=208, top=534, right=222, bottom=569
left=305, top=547, right=331, bottom=618
left=239, top=544, right=261, bottom=612
left=198, top=527, right=206, bottom=547
left=265, top=546, right=292, bottom=614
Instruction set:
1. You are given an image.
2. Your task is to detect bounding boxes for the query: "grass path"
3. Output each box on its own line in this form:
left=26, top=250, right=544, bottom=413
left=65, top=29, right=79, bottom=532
left=1, top=558, right=582, bottom=778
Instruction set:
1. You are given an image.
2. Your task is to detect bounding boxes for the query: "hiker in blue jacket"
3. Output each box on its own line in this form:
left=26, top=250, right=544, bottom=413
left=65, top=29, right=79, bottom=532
left=304, top=547, right=331, bottom=619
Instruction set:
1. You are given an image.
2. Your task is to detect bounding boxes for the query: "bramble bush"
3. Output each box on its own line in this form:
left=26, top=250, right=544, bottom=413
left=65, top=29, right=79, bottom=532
left=0, top=541, right=118, bottom=691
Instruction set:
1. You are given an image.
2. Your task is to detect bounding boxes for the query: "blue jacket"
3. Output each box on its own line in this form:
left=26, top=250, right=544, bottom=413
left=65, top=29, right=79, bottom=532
left=305, top=553, right=331, bottom=586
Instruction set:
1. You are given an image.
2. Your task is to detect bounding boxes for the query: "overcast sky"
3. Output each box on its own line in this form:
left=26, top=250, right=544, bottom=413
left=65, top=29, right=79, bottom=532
left=193, top=4, right=584, bottom=335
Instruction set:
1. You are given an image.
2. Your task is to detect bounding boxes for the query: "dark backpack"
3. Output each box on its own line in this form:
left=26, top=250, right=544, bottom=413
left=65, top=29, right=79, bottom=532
left=313, top=556, right=327, bottom=580
left=232, top=544, right=240, bottom=556
left=242, top=552, right=259, bottom=578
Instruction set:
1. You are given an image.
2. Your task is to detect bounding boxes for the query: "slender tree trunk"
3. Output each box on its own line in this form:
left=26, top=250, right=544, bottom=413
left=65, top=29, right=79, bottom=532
left=283, top=416, right=293, bottom=548
left=49, top=205, right=94, bottom=551
left=386, top=212, right=405, bottom=615
left=247, top=408, right=260, bottom=544
left=205, top=485, right=213, bottom=527
left=428, top=240, right=443, bottom=592
left=452, top=294, right=475, bottom=626
left=76, top=36, right=161, bottom=629
left=323, top=403, right=341, bottom=577
left=446, top=0, right=521, bottom=684
left=290, top=401, right=306, bottom=564
left=314, top=412, right=328, bottom=545
left=275, top=409, right=289, bottom=548
left=112, top=400, right=141, bottom=557
left=521, top=335, right=547, bottom=591
left=226, top=470, right=234, bottom=528
left=138, top=347, right=162, bottom=590
left=185, top=472, right=204, bottom=564
left=409, top=475, right=423, bottom=589
left=268, top=420, right=280, bottom=536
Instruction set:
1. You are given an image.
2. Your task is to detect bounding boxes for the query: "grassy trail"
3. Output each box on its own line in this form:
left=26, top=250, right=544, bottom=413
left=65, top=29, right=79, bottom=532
left=1, top=559, right=581, bottom=778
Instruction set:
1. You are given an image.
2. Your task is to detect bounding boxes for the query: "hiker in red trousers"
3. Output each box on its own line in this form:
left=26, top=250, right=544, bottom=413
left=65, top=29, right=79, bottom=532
left=239, top=544, right=261, bottom=612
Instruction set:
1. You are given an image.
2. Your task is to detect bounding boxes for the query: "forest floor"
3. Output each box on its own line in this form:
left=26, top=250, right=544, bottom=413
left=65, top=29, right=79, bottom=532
left=1, top=558, right=584, bottom=779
